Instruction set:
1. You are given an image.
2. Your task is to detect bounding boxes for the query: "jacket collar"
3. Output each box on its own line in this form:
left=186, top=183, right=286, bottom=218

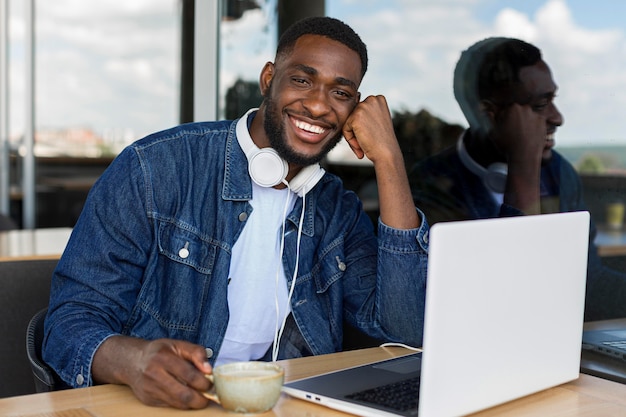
left=222, top=115, right=318, bottom=237
left=222, top=117, right=253, bottom=201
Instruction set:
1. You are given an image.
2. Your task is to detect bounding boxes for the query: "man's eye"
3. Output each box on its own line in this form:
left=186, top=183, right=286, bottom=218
left=334, top=89, right=354, bottom=100
left=533, top=94, right=556, bottom=112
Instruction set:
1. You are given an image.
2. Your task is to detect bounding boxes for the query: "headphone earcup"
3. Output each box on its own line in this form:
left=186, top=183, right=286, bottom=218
left=457, top=135, right=508, bottom=194
left=484, top=162, right=508, bottom=194
left=248, top=148, right=289, bottom=188
left=236, top=108, right=325, bottom=195
left=289, top=164, right=325, bottom=197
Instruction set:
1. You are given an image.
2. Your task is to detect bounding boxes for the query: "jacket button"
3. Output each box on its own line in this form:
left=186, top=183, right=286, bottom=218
left=76, top=373, right=84, bottom=386
left=335, top=256, right=346, bottom=271
left=178, top=242, right=190, bottom=258
left=205, top=347, right=214, bottom=358
left=238, top=212, right=248, bottom=221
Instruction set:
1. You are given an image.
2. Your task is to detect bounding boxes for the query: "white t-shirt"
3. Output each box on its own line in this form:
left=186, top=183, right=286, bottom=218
left=215, top=182, right=296, bottom=366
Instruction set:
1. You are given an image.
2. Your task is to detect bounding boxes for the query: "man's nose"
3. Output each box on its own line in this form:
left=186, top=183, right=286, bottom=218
left=302, top=88, right=331, bottom=117
left=549, top=103, right=564, bottom=127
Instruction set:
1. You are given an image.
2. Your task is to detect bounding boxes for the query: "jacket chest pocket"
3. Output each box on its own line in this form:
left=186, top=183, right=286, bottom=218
left=134, top=222, right=218, bottom=336
left=312, top=244, right=347, bottom=294
left=158, top=222, right=216, bottom=274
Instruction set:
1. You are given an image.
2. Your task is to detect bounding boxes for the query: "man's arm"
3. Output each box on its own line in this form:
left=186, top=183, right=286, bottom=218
left=45, top=146, right=212, bottom=410
left=342, top=95, right=420, bottom=230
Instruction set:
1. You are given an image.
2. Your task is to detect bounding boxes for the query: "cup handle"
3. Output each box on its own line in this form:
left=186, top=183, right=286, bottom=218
left=202, top=374, right=220, bottom=404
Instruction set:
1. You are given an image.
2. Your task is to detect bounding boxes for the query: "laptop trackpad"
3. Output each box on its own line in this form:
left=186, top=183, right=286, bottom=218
left=373, top=355, right=422, bottom=374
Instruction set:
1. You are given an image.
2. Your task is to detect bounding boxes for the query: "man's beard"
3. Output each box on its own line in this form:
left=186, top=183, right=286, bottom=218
left=262, top=95, right=343, bottom=167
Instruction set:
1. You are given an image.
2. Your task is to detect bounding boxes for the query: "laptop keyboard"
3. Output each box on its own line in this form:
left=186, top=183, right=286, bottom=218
left=603, top=341, right=626, bottom=350
left=345, top=376, right=420, bottom=412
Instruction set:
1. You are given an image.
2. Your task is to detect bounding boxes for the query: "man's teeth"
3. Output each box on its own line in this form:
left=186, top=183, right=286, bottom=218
left=547, top=133, right=554, bottom=141
left=295, top=120, right=325, bottom=134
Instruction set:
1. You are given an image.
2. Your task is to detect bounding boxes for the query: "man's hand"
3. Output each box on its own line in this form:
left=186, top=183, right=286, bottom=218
left=492, top=102, right=547, bottom=170
left=342, top=95, right=399, bottom=163
left=492, top=103, right=547, bottom=214
left=92, top=336, right=213, bottom=409
left=342, top=95, right=420, bottom=230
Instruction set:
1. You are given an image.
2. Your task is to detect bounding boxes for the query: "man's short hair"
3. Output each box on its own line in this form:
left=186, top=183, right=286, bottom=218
left=454, top=37, right=542, bottom=132
left=276, top=16, right=368, bottom=79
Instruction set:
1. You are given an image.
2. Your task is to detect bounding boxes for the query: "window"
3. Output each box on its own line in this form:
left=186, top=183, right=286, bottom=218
left=219, top=0, right=275, bottom=120
left=324, top=0, right=626, bottom=230
left=3, top=0, right=180, bottom=227
left=3, top=0, right=626, bottom=231
left=6, top=0, right=180, bottom=158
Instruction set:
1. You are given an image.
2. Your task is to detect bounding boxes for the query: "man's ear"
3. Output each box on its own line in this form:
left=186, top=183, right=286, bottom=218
left=259, top=62, right=274, bottom=96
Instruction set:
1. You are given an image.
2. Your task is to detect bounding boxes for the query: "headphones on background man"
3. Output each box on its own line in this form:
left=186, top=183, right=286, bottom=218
left=457, top=135, right=508, bottom=194
left=236, top=108, right=325, bottom=197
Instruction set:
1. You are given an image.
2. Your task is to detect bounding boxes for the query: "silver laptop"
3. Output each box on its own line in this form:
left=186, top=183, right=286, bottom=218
left=582, top=328, right=626, bottom=361
left=282, top=211, right=590, bottom=417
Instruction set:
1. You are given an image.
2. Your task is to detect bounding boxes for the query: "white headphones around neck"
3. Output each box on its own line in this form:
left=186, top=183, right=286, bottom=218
left=236, top=108, right=325, bottom=197
left=457, top=135, right=508, bottom=194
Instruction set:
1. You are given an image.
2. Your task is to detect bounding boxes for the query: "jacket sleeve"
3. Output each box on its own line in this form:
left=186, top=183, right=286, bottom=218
left=374, top=212, right=430, bottom=346
left=341, top=195, right=430, bottom=348
left=43, top=146, right=153, bottom=388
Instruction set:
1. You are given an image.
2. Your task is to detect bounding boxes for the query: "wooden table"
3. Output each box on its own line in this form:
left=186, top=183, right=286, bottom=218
left=2, top=346, right=626, bottom=417
left=0, top=227, right=72, bottom=261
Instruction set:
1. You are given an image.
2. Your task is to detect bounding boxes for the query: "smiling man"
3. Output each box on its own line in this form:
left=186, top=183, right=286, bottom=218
left=43, top=17, right=429, bottom=409
left=409, top=37, right=626, bottom=322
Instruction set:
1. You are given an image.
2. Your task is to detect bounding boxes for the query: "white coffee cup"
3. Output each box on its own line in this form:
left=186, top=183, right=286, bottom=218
left=203, top=361, right=284, bottom=413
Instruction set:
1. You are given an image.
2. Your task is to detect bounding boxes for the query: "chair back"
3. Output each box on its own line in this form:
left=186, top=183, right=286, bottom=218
left=0, top=259, right=58, bottom=397
left=26, top=308, right=68, bottom=392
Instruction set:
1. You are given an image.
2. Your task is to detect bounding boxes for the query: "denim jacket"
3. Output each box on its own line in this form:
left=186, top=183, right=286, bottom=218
left=44, top=117, right=430, bottom=388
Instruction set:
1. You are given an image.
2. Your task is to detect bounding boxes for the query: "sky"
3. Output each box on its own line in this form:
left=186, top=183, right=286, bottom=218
left=5, top=0, right=181, bottom=144
left=326, top=0, right=626, bottom=147
left=4, top=0, right=626, bottom=149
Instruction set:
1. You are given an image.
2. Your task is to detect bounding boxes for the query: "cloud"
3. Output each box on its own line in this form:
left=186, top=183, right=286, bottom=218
left=493, top=9, right=537, bottom=41
left=330, top=0, right=626, bottom=146
left=9, top=0, right=178, bottom=139
left=37, top=0, right=174, bottom=22
left=336, top=2, right=490, bottom=127
left=515, top=0, right=626, bottom=144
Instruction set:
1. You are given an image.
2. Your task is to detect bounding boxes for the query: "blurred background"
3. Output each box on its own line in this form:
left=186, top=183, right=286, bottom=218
left=1, top=0, right=625, bottom=229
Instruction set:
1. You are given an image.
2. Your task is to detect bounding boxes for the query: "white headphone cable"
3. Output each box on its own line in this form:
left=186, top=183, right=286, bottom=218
left=272, top=180, right=306, bottom=362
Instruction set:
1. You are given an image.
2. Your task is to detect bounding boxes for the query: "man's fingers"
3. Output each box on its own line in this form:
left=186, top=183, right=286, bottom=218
left=168, top=340, right=213, bottom=392
left=136, top=371, right=209, bottom=409
left=135, top=339, right=212, bottom=409
left=346, top=137, right=365, bottom=159
left=343, top=128, right=365, bottom=159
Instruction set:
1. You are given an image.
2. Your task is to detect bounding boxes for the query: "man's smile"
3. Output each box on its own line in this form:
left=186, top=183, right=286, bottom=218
left=293, top=118, right=326, bottom=134
left=545, top=131, right=555, bottom=149
left=288, top=115, right=332, bottom=144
